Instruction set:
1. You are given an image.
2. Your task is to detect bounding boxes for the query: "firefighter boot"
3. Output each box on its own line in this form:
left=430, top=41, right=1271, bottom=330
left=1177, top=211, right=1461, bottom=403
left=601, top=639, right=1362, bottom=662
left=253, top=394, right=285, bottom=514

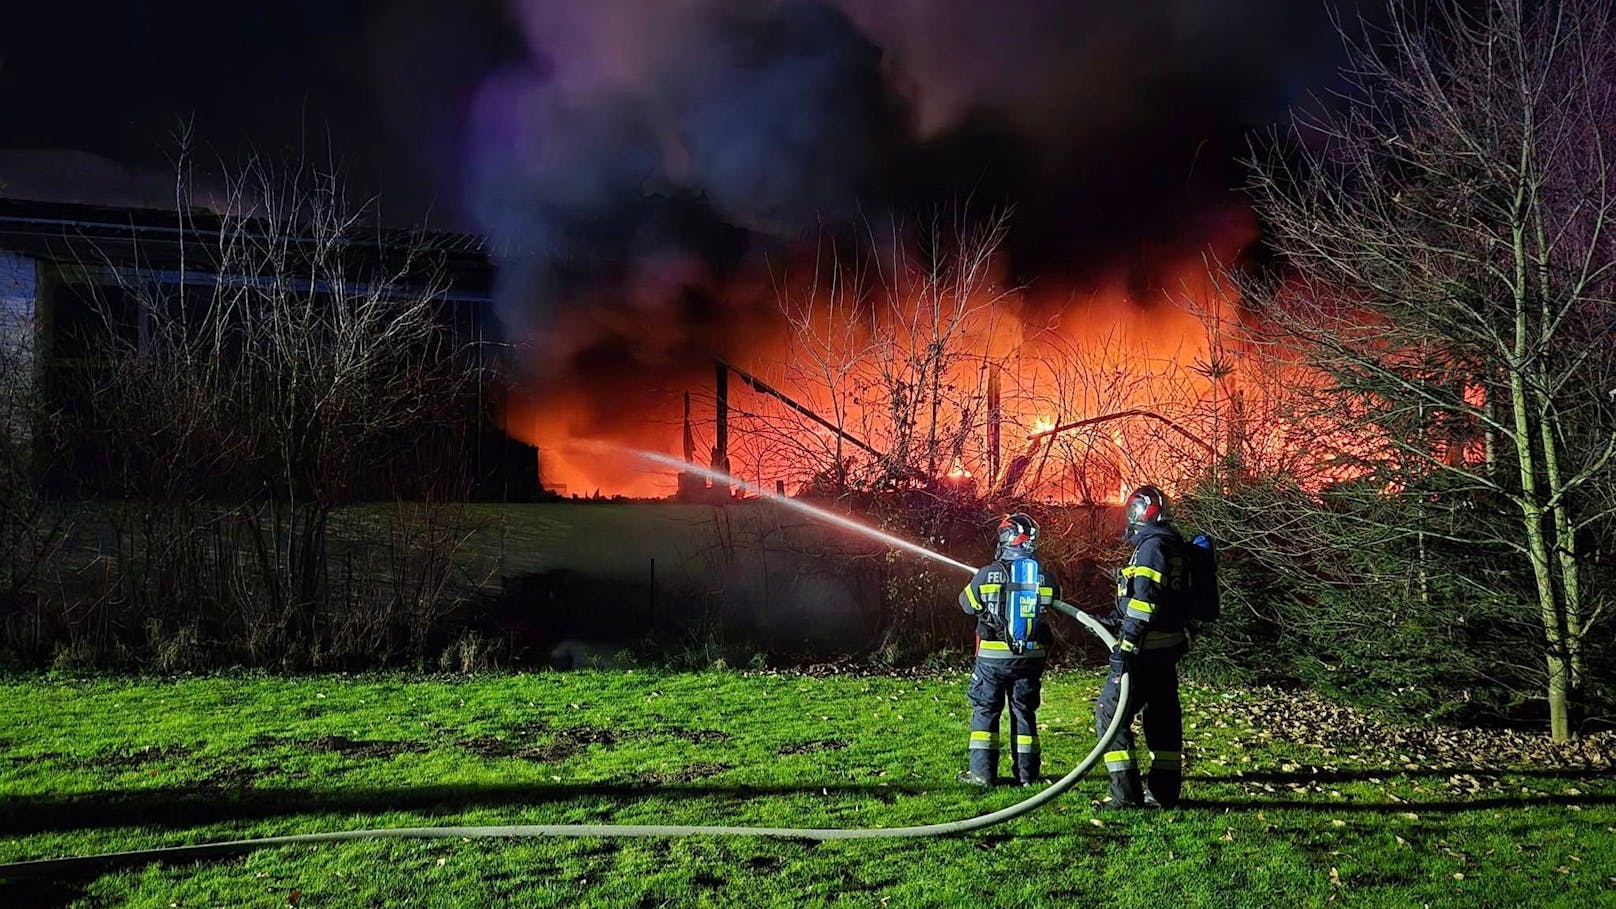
left=1105, top=768, right=1145, bottom=809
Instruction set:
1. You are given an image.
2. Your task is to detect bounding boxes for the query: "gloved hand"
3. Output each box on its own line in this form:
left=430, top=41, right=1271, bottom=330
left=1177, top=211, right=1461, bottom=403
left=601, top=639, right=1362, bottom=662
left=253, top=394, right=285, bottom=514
left=1108, top=644, right=1133, bottom=676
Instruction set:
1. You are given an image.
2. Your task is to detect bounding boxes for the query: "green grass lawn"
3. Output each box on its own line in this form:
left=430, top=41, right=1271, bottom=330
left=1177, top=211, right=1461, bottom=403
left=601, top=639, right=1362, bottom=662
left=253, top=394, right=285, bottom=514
left=1, top=670, right=1611, bottom=908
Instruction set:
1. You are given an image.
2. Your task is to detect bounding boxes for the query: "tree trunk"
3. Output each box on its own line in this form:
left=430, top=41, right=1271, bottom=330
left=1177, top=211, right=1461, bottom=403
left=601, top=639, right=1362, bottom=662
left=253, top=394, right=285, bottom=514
left=1511, top=216, right=1572, bottom=741
left=1538, top=404, right=1586, bottom=710
left=1510, top=375, right=1570, bottom=740
left=1529, top=210, right=1587, bottom=723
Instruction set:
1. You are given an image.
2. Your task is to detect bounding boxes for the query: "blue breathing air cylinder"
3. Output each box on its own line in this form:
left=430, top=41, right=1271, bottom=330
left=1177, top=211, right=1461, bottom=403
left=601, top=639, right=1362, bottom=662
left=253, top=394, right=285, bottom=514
left=1006, top=558, right=1042, bottom=648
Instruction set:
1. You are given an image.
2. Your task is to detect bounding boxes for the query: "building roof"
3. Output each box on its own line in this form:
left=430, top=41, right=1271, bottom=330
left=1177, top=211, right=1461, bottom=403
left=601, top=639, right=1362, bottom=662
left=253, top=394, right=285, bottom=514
left=0, top=197, right=493, bottom=300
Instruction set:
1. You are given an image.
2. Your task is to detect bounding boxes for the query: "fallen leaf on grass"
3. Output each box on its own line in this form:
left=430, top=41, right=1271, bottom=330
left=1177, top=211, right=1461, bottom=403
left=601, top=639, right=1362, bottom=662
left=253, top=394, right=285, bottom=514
left=1453, top=873, right=1465, bottom=881
left=1221, top=829, right=1234, bottom=842
left=288, top=890, right=302, bottom=906
left=1090, top=818, right=1104, bottom=827
left=1331, top=819, right=1346, bottom=828
left=1329, top=867, right=1341, bottom=888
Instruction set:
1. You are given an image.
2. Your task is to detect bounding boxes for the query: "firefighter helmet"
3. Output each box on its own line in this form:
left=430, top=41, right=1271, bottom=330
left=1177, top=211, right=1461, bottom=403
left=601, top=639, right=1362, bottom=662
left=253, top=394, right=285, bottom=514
left=1124, top=485, right=1169, bottom=536
left=996, top=512, right=1039, bottom=557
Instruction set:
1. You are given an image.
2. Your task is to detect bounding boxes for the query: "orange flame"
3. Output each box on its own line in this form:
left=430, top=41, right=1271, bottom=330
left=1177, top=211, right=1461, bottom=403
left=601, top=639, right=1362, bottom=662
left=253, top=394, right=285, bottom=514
left=499, top=210, right=1486, bottom=502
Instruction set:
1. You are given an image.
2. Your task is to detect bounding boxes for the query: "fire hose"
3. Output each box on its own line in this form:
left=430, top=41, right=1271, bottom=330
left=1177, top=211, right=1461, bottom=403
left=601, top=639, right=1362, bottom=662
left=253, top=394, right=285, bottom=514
left=0, top=602, right=1129, bottom=879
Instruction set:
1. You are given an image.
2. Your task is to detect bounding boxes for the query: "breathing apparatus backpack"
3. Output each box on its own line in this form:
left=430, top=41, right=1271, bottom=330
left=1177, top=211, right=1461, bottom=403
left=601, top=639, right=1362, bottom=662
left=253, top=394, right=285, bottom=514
left=1001, top=557, right=1044, bottom=654
left=1183, top=534, right=1220, bottom=626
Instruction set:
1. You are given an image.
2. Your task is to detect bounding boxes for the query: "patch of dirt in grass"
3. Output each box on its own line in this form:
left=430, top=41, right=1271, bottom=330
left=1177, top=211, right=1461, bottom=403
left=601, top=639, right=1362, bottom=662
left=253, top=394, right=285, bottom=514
left=777, top=739, right=849, bottom=756
left=455, top=723, right=726, bottom=763
left=257, top=735, right=429, bottom=760
left=746, top=855, right=784, bottom=872
left=654, top=727, right=730, bottom=745
left=635, top=761, right=733, bottom=785
left=200, top=764, right=271, bottom=788
left=303, top=727, right=429, bottom=756
left=555, top=725, right=620, bottom=747
left=691, top=870, right=725, bottom=889
left=4, top=750, right=65, bottom=767
left=456, top=735, right=528, bottom=759
left=75, top=743, right=192, bottom=771
left=457, top=723, right=620, bottom=762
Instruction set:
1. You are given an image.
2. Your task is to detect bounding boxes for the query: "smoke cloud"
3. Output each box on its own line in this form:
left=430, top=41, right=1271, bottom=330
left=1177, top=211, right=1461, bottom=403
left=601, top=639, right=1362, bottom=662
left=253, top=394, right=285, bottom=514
left=460, top=0, right=1364, bottom=489
left=466, top=0, right=1352, bottom=332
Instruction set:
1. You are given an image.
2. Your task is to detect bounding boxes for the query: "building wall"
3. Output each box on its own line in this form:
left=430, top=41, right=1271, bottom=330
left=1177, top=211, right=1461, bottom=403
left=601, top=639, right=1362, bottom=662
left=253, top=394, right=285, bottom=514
left=0, top=251, right=38, bottom=447
left=0, top=250, right=35, bottom=351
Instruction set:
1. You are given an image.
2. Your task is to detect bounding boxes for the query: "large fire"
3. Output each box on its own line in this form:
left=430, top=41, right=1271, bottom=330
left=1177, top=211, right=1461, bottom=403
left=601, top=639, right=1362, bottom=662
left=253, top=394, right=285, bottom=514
left=497, top=205, right=1486, bottom=504
left=502, top=236, right=1248, bottom=503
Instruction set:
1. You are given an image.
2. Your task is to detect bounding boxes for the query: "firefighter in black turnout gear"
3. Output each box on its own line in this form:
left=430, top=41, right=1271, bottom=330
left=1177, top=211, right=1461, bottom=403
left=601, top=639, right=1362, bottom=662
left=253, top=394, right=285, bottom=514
left=1096, top=485, right=1189, bottom=809
left=957, top=513, right=1058, bottom=787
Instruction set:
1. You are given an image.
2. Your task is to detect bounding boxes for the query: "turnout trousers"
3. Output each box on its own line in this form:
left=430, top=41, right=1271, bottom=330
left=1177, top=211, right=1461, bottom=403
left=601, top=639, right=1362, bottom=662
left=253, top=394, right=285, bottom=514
left=1094, top=644, right=1185, bottom=806
left=967, top=656, right=1044, bottom=784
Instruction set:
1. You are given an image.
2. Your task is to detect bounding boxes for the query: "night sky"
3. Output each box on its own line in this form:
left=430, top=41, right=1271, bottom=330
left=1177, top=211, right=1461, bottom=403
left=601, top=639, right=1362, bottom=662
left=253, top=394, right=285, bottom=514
left=0, top=0, right=520, bottom=225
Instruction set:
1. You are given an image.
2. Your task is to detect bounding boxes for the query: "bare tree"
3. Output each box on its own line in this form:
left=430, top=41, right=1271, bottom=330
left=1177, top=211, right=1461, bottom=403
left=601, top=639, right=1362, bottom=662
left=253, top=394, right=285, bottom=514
left=1233, top=0, right=1616, bottom=738
left=72, top=151, right=484, bottom=666
left=1013, top=324, right=1214, bottom=504
left=732, top=208, right=1021, bottom=497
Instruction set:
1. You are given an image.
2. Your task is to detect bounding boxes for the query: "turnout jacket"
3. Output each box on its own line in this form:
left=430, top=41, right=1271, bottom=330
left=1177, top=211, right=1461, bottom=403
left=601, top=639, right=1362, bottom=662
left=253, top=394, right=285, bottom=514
left=1115, top=524, right=1189, bottom=652
left=959, top=559, right=1059, bottom=663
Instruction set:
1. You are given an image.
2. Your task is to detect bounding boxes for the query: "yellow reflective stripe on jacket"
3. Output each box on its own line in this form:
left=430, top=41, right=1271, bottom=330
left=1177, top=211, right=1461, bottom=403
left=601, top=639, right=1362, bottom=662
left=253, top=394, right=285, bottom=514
left=1140, top=629, right=1186, bottom=649
left=1125, top=598, right=1155, bottom=617
left=977, top=639, right=1043, bottom=650
left=1123, top=565, right=1164, bottom=583
left=963, top=585, right=982, bottom=612
left=978, top=583, right=1002, bottom=594
left=976, top=640, right=1045, bottom=658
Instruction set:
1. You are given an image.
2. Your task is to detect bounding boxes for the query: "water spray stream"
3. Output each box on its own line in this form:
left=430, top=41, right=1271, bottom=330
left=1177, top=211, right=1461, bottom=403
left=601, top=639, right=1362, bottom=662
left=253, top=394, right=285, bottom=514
left=626, top=449, right=977, bottom=575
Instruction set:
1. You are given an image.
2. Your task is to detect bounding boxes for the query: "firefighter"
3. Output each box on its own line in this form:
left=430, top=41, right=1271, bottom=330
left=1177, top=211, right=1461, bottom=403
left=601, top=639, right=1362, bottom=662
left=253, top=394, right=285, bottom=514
left=1096, top=484, right=1189, bottom=809
left=957, top=513, right=1058, bottom=787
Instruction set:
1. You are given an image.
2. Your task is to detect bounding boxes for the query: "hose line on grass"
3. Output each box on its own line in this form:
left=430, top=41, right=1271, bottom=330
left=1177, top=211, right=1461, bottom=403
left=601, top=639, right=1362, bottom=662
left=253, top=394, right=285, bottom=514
left=0, top=602, right=1129, bottom=879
